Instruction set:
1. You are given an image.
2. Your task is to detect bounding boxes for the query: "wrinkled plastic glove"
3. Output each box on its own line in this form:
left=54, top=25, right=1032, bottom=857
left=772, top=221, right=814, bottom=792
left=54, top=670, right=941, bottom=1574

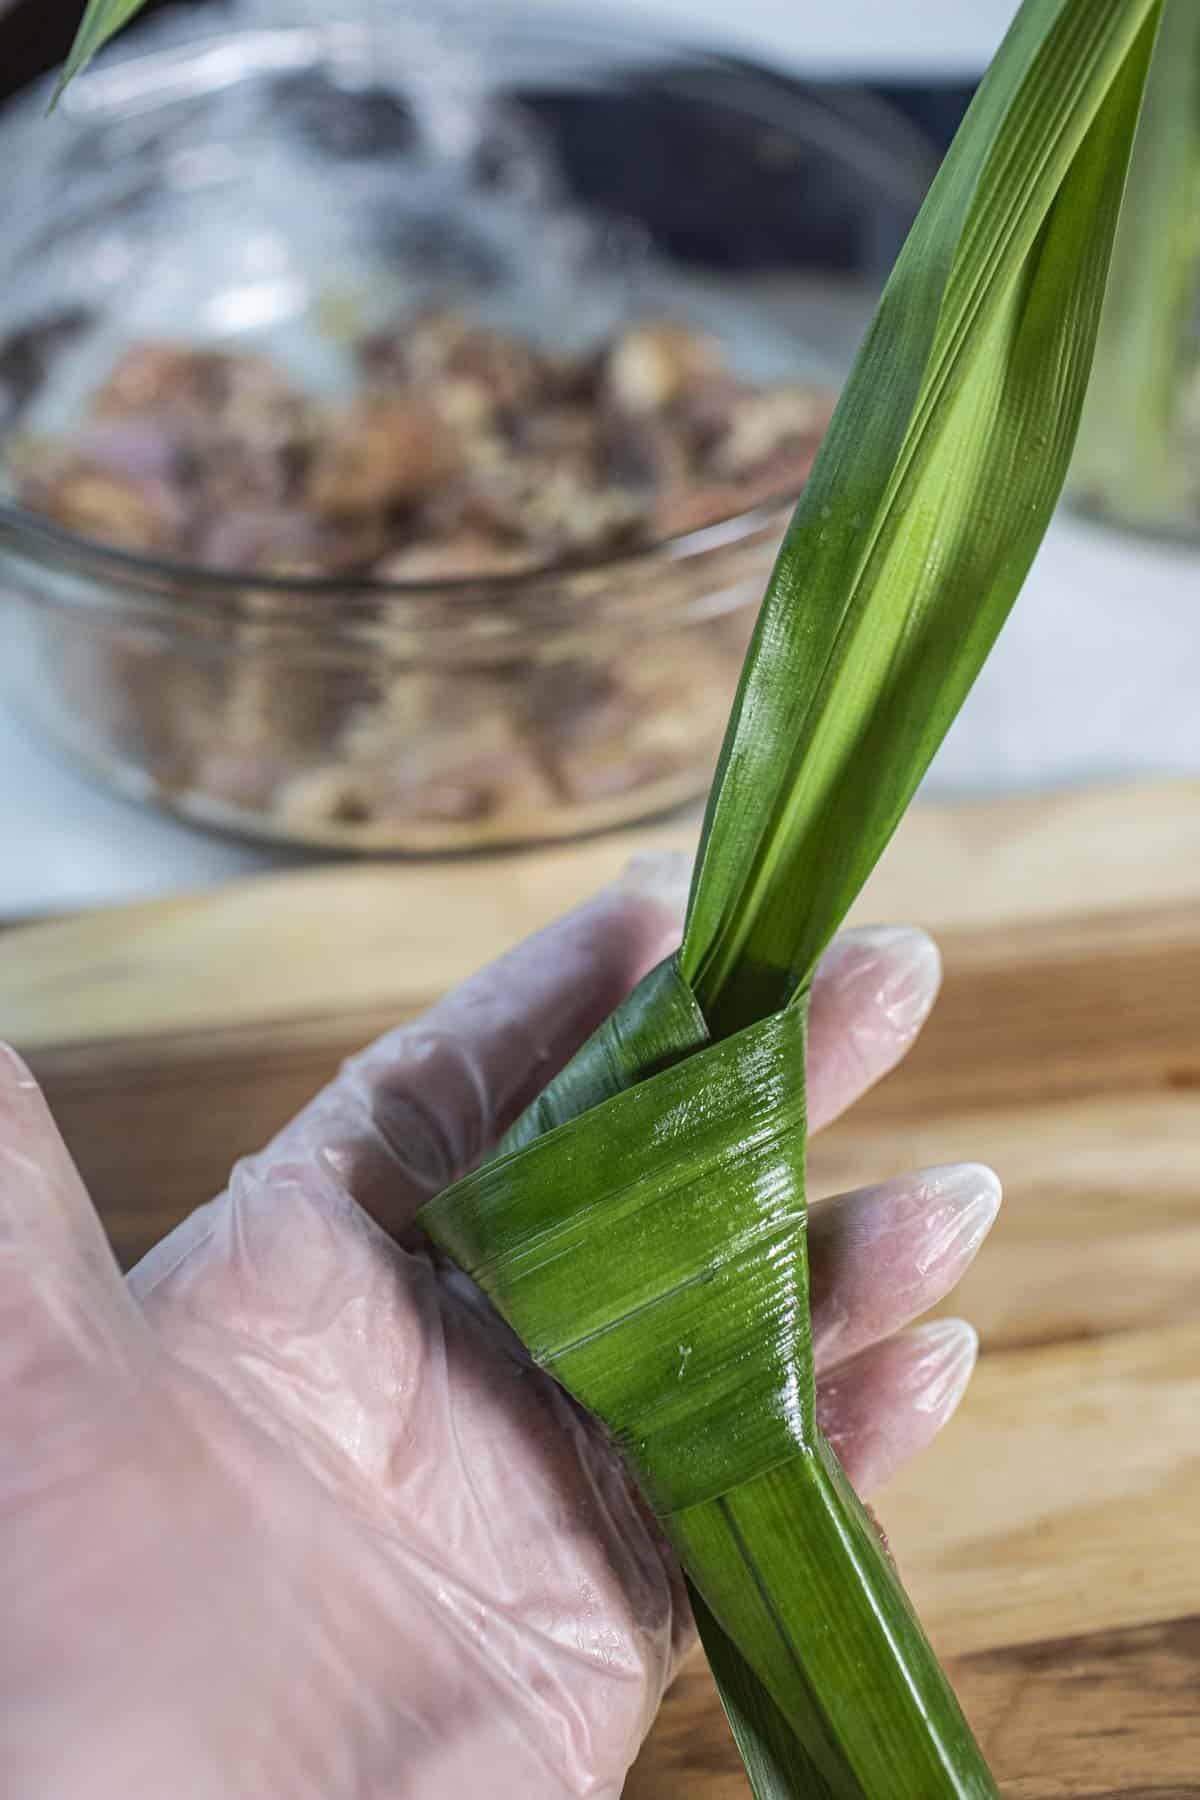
left=0, top=864, right=1000, bottom=1800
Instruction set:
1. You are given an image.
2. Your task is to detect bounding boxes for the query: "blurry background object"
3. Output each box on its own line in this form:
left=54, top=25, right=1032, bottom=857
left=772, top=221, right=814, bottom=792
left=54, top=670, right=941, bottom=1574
left=0, top=0, right=1016, bottom=90
left=1069, top=0, right=1200, bottom=544
left=0, top=0, right=945, bottom=856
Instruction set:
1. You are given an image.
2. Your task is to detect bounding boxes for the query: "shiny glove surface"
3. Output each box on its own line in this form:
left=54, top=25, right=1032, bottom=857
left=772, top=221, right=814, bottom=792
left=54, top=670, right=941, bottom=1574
left=0, top=866, right=999, bottom=1799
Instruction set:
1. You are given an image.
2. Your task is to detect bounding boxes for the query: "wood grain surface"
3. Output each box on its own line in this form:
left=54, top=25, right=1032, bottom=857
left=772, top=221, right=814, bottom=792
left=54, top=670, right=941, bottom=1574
left=2, top=779, right=1199, bottom=1794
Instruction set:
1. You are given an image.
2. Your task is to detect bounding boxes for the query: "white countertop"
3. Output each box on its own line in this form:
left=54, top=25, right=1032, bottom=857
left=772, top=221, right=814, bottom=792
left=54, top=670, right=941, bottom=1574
left=3, top=508, right=1197, bottom=919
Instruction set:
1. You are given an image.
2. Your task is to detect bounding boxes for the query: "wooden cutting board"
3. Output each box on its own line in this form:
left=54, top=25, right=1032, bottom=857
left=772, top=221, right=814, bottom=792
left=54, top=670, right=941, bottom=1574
left=3, top=779, right=1199, bottom=1796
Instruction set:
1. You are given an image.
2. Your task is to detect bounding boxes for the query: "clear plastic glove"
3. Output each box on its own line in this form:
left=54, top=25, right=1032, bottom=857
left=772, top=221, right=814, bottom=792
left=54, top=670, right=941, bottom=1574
left=0, top=863, right=1000, bottom=1800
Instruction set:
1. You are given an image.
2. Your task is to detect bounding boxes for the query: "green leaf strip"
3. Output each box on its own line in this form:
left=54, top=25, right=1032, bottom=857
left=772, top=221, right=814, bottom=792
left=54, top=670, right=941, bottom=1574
left=425, top=989, right=996, bottom=1794
left=680, top=0, right=1165, bottom=1036
left=493, top=955, right=709, bottom=1159
left=431, top=992, right=811, bottom=1514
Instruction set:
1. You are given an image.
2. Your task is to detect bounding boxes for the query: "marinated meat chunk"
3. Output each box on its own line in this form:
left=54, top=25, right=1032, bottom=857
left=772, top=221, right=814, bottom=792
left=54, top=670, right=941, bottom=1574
left=16, top=309, right=828, bottom=573
left=9, top=309, right=830, bottom=845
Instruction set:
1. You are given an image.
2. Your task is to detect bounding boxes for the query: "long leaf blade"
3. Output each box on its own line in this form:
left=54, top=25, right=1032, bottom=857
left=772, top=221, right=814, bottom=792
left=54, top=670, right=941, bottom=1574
left=427, top=6, right=1160, bottom=1794
left=681, top=0, right=1164, bottom=1035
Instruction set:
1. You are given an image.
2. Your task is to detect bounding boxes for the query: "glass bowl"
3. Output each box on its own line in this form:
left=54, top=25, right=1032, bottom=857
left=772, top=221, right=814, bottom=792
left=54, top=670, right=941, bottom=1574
left=0, top=3, right=934, bottom=852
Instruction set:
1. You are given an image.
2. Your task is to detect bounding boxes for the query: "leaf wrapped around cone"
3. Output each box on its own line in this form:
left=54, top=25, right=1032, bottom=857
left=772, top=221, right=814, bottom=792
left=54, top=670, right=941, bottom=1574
left=426, top=986, right=992, bottom=1793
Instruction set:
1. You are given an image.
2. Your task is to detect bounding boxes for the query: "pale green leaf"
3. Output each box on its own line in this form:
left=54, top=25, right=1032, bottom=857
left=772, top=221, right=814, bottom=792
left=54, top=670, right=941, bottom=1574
left=1072, top=0, right=1200, bottom=531
left=52, top=0, right=152, bottom=108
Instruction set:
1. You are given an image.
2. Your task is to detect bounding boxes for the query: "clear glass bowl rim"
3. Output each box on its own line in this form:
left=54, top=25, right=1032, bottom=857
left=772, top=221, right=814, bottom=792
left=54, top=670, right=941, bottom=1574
left=0, top=4, right=933, bottom=632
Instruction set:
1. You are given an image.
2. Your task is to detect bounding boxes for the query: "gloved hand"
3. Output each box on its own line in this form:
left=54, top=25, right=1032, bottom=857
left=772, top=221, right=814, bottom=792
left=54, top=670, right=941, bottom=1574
left=0, top=863, right=999, bottom=1799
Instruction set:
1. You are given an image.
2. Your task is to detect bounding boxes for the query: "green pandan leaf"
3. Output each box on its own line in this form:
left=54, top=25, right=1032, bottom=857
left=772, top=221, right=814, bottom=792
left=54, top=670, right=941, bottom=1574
left=682, top=0, right=1164, bottom=1036
left=425, top=3, right=1162, bottom=1794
